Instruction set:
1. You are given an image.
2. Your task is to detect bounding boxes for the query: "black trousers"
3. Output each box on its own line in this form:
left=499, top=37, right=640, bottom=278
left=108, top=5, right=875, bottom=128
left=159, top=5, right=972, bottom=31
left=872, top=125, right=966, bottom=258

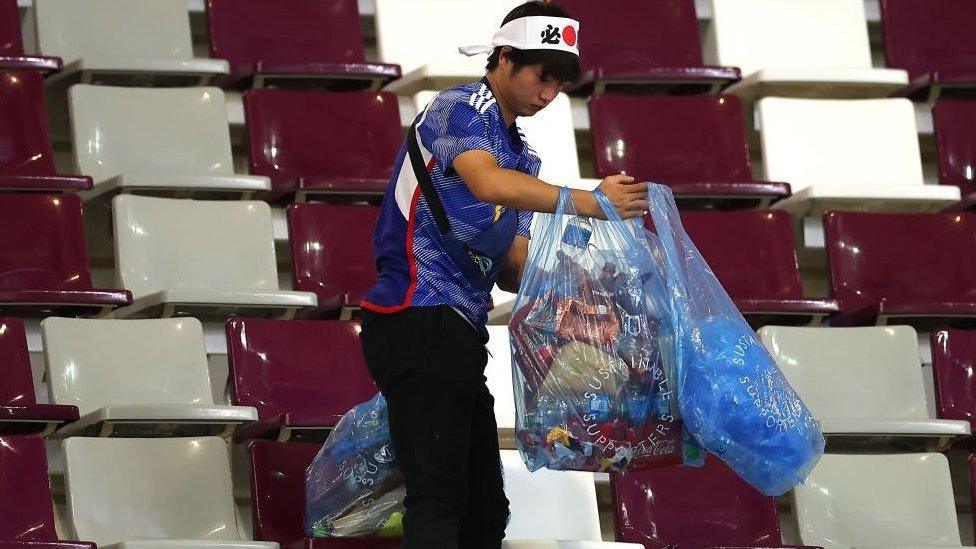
left=361, top=306, right=510, bottom=549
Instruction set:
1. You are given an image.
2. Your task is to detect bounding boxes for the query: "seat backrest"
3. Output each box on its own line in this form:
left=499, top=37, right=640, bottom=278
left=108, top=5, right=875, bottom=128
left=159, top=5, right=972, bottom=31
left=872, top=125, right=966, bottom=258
left=287, top=203, right=379, bottom=307
left=226, top=318, right=378, bottom=423
left=610, top=454, right=781, bottom=549
left=0, top=317, right=38, bottom=407
left=758, top=97, right=923, bottom=194
left=42, top=317, right=214, bottom=416
left=881, top=0, right=976, bottom=81
left=758, top=325, right=928, bottom=420
left=63, top=436, right=241, bottom=546
left=500, top=450, right=602, bottom=540
left=555, top=0, right=704, bottom=72
left=794, top=453, right=960, bottom=547
left=706, top=0, right=873, bottom=76
left=248, top=440, right=319, bottom=544
left=374, top=0, right=520, bottom=75
left=244, top=89, right=401, bottom=192
left=112, top=195, right=280, bottom=300
left=0, top=435, right=59, bottom=541
left=678, top=210, right=803, bottom=300
left=206, top=0, right=366, bottom=67
left=823, top=211, right=976, bottom=306
left=0, top=0, right=24, bottom=56
left=69, top=85, right=234, bottom=183
left=933, top=99, right=976, bottom=197
left=931, top=330, right=976, bottom=430
left=34, top=0, right=193, bottom=64
left=34, top=0, right=194, bottom=63
left=0, top=71, right=59, bottom=177
left=0, top=193, right=95, bottom=292
left=589, top=94, right=752, bottom=182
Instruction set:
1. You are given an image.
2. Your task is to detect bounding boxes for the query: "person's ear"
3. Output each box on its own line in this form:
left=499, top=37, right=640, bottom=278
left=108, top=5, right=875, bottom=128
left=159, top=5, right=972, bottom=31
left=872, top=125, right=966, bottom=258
left=498, top=46, right=513, bottom=69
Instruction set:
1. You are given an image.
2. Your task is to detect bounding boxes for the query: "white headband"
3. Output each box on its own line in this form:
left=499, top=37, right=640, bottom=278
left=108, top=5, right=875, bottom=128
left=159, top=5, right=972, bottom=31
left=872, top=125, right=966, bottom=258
left=458, top=16, right=580, bottom=57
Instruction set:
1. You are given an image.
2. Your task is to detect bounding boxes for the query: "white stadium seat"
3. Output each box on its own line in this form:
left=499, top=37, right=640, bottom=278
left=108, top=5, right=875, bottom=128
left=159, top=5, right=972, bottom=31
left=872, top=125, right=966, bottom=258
left=706, top=0, right=908, bottom=101
left=63, top=436, right=278, bottom=549
left=794, top=453, right=968, bottom=548
left=41, top=317, right=258, bottom=438
left=759, top=97, right=959, bottom=216
left=759, top=326, right=970, bottom=449
left=501, top=450, right=641, bottom=548
left=375, top=0, right=521, bottom=96
left=69, top=85, right=269, bottom=201
left=34, top=0, right=228, bottom=86
left=486, top=325, right=517, bottom=447
left=110, top=195, right=317, bottom=319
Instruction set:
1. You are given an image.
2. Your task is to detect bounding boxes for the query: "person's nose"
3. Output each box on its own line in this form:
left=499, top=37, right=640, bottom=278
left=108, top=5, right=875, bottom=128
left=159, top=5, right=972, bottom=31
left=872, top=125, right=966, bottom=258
left=540, top=84, right=559, bottom=103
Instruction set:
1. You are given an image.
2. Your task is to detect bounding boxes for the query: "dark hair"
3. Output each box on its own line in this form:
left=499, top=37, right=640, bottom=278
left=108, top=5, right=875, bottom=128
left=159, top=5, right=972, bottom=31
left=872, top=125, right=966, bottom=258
left=485, top=1, right=581, bottom=84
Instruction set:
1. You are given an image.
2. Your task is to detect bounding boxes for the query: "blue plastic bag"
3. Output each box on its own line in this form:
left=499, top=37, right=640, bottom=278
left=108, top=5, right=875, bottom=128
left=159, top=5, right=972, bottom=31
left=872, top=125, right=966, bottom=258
left=644, top=183, right=825, bottom=496
left=305, top=393, right=404, bottom=537
left=509, top=186, right=689, bottom=473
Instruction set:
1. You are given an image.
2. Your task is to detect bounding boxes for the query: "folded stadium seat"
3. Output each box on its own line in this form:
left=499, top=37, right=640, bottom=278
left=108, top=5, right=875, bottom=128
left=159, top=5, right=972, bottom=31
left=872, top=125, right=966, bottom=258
left=33, top=0, right=228, bottom=87
left=794, top=454, right=966, bottom=548
left=486, top=326, right=517, bottom=449
left=881, top=0, right=976, bottom=103
left=0, top=71, right=92, bottom=192
left=589, top=94, right=790, bottom=209
left=226, top=318, right=378, bottom=442
left=0, top=193, right=131, bottom=317
left=677, top=210, right=837, bottom=327
left=286, top=203, right=379, bottom=319
left=760, top=98, right=960, bottom=219
left=610, top=454, right=797, bottom=549
left=759, top=326, right=970, bottom=451
left=248, top=440, right=402, bottom=548
left=110, top=195, right=317, bottom=319
left=205, top=0, right=400, bottom=91
left=552, top=0, right=739, bottom=95
left=931, top=330, right=976, bottom=442
left=706, top=0, right=908, bottom=103
left=823, top=211, right=976, bottom=328
left=933, top=99, right=976, bottom=212
left=0, top=435, right=95, bottom=549
left=63, top=436, right=280, bottom=549
left=375, top=0, right=522, bottom=96
left=41, top=317, right=257, bottom=438
left=244, top=90, right=400, bottom=202
left=0, top=0, right=60, bottom=73
left=0, top=318, right=78, bottom=436
left=69, top=85, right=270, bottom=201
left=500, top=450, right=641, bottom=547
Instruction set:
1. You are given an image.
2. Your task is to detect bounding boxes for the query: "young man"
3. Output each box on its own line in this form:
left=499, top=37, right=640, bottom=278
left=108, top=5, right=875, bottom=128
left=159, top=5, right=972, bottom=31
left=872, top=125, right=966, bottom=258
left=360, top=2, right=647, bottom=547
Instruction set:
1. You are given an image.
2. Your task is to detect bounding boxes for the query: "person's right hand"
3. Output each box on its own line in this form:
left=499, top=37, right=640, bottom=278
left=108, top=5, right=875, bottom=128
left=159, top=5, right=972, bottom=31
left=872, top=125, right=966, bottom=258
left=596, top=173, right=647, bottom=219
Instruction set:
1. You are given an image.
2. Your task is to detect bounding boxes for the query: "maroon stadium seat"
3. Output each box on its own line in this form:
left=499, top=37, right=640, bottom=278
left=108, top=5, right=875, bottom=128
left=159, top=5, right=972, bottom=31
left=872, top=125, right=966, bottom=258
left=245, top=89, right=400, bottom=202
left=881, top=0, right=976, bottom=102
left=590, top=94, right=790, bottom=208
left=206, top=0, right=400, bottom=90
left=0, top=0, right=60, bottom=73
left=676, top=210, right=838, bottom=327
left=933, top=99, right=976, bottom=211
left=227, top=318, right=378, bottom=442
left=553, top=0, right=739, bottom=95
left=287, top=203, right=379, bottom=318
left=824, top=211, right=976, bottom=328
left=0, top=194, right=130, bottom=316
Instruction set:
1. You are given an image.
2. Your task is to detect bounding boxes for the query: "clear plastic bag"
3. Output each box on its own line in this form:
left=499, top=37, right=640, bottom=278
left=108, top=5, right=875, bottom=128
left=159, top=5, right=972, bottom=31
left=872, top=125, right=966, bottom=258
left=305, top=392, right=405, bottom=538
left=509, top=187, right=685, bottom=473
left=644, top=183, right=825, bottom=496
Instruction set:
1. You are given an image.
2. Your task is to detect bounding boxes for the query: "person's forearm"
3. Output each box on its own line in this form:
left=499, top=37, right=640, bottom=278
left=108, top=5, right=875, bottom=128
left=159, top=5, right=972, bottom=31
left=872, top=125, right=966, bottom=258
left=470, top=166, right=600, bottom=217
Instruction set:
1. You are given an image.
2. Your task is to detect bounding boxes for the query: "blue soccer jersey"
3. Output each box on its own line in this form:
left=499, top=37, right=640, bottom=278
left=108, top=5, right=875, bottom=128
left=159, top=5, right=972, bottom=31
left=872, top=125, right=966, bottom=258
left=362, top=77, right=541, bottom=335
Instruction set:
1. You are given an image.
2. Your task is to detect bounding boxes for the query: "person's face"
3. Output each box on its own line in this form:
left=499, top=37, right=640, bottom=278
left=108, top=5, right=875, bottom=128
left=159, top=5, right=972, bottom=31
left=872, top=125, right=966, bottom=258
left=499, top=53, right=563, bottom=117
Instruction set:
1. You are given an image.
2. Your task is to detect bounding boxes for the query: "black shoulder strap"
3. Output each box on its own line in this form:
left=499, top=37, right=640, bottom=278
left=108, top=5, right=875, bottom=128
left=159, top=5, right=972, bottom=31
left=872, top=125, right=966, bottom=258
left=406, top=120, right=451, bottom=235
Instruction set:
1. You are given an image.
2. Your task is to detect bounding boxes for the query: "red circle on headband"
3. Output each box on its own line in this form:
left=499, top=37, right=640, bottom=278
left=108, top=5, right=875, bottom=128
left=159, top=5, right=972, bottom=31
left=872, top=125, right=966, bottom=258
left=562, top=25, right=576, bottom=46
